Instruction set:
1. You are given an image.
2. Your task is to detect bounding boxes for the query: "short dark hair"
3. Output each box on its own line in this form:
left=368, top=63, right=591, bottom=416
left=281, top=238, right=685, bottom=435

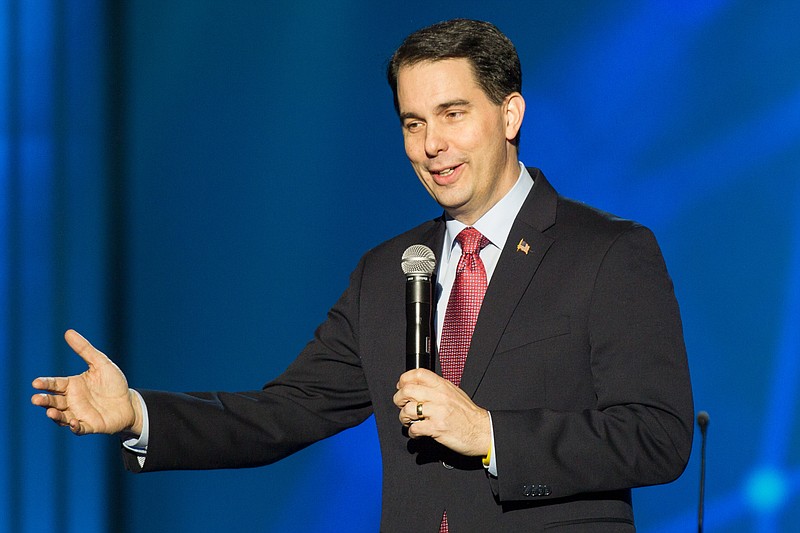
left=386, top=19, right=522, bottom=115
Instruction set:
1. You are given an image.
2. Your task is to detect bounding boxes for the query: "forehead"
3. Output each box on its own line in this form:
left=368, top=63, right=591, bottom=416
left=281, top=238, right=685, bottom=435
left=396, top=58, right=484, bottom=113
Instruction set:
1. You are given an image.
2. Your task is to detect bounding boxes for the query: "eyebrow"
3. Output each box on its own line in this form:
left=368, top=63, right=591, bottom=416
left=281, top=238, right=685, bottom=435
left=399, top=99, right=472, bottom=122
left=436, top=99, right=471, bottom=113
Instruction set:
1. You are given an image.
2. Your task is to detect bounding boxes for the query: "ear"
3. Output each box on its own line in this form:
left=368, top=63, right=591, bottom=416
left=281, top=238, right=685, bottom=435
left=503, top=92, right=525, bottom=142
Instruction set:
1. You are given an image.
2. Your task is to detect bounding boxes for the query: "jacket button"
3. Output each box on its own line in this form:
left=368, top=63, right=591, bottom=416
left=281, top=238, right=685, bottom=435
left=523, top=484, right=552, bottom=497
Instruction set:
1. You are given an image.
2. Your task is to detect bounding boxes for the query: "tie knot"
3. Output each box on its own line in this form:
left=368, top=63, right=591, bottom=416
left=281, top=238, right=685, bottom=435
left=456, top=227, right=489, bottom=255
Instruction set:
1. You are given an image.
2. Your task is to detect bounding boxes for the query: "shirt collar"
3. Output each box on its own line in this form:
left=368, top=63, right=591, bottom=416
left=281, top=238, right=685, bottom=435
left=443, top=163, right=534, bottom=261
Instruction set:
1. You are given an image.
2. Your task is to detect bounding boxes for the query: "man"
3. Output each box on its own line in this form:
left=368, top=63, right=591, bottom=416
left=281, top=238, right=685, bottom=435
left=32, top=19, right=693, bottom=531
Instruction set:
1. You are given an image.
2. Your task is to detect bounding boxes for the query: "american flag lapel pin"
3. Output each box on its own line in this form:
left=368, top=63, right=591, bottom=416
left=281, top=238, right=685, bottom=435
left=516, top=238, right=530, bottom=255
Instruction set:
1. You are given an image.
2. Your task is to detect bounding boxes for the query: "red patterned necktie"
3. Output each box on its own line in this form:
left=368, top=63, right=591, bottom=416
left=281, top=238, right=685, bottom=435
left=439, top=227, right=490, bottom=387
left=438, top=227, right=490, bottom=533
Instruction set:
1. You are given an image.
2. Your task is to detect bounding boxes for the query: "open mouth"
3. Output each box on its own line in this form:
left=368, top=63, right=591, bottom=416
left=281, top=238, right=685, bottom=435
left=431, top=164, right=461, bottom=177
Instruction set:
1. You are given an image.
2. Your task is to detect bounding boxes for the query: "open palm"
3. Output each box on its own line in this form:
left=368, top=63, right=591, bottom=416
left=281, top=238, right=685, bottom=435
left=31, top=330, right=140, bottom=436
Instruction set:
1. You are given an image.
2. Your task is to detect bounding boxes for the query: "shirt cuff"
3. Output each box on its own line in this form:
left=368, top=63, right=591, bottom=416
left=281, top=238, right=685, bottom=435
left=486, top=411, right=498, bottom=477
left=121, top=389, right=150, bottom=454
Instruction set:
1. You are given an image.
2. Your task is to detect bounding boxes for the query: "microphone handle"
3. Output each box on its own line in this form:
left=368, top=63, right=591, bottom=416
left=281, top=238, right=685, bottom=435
left=406, top=274, right=433, bottom=370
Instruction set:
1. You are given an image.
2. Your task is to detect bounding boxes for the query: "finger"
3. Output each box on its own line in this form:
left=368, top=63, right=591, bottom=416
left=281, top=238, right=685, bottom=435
left=64, top=329, right=108, bottom=368
left=31, top=376, right=69, bottom=394
left=408, top=400, right=426, bottom=421
left=392, top=386, right=419, bottom=409
left=402, top=398, right=436, bottom=425
left=47, top=410, right=88, bottom=435
left=392, top=389, right=410, bottom=409
left=406, top=418, right=432, bottom=439
left=31, top=393, right=50, bottom=407
left=400, top=412, right=419, bottom=428
left=393, top=388, right=422, bottom=410
left=397, top=368, right=438, bottom=388
left=394, top=382, right=431, bottom=408
left=398, top=402, right=418, bottom=425
left=31, top=392, right=67, bottom=410
left=45, top=407, right=72, bottom=426
left=69, top=419, right=89, bottom=436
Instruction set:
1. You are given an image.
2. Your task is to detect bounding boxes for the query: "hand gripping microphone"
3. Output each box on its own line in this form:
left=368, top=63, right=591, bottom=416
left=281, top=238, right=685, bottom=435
left=401, top=244, right=436, bottom=371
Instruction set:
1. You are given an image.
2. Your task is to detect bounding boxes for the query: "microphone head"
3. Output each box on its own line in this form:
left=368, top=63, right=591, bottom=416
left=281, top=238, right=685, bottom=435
left=401, top=244, right=436, bottom=275
left=697, top=411, right=710, bottom=431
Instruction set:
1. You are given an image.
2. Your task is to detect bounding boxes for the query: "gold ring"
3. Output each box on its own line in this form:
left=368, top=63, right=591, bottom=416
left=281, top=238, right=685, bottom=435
left=416, top=402, right=424, bottom=418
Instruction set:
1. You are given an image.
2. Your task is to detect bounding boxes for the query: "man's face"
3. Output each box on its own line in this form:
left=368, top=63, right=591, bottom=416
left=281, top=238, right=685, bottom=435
left=396, top=58, right=524, bottom=225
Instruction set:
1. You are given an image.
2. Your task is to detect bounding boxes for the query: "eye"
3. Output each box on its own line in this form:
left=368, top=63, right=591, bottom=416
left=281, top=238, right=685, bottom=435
left=405, top=120, right=423, bottom=132
left=446, top=110, right=464, bottom=120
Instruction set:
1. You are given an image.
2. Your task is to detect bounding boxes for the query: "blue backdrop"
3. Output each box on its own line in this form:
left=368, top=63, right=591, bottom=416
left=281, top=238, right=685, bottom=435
left=3, top=1, right=799, bottom=531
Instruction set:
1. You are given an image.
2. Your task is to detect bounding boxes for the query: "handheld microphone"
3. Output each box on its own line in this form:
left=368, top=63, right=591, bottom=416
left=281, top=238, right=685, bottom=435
left=401, top=244, right=436, bottom=371
left=697, top=411, right=710, bottom=533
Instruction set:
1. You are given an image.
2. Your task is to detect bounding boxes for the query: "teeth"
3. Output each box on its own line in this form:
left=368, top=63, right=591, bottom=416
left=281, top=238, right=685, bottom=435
left=439, top=167, right=454, bottom=176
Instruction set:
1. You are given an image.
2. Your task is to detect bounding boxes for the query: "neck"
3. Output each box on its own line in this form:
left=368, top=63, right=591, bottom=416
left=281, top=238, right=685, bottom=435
left=449, top=158, right=520, bottom=225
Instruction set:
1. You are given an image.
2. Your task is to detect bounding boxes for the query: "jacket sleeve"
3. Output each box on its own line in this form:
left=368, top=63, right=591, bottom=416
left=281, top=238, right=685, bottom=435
left=122, top=257, right=374, bottom=473
left=488, top=225, right=694, bottom=501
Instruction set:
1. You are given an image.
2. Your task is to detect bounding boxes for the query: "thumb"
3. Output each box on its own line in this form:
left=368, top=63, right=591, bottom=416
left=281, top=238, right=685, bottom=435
left=64, top=329, right=109, bottom=368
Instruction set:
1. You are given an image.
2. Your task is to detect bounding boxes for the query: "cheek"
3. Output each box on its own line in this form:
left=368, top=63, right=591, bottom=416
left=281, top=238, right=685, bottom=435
left=403, top=136, right=421, bottom=161
left=455, top=123, right=489, bottom=153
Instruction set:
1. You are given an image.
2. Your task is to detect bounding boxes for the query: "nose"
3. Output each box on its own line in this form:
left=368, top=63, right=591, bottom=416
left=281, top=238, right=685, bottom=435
left=424, top=124, right=447, bottom=158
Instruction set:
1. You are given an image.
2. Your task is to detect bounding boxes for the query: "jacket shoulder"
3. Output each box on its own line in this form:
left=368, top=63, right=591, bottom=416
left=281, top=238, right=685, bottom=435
left=555, top=195, right=646, bottom=241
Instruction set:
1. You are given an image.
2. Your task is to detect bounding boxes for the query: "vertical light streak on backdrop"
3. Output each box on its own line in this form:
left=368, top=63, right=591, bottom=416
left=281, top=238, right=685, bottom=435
left=0, top=0, right=14, bottom=525
left=2, top=2, right=59, bottom=530
left=0, top=1, right=113, bottom=532
left=748, top=180, right=800, bottom=533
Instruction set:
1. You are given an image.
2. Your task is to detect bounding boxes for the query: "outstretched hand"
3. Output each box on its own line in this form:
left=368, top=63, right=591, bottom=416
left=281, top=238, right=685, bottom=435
left=31, top=330, right=142, bottom=436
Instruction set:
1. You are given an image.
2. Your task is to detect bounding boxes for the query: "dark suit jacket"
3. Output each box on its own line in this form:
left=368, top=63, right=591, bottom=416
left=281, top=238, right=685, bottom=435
left=124, top=169, right=694, bottom=531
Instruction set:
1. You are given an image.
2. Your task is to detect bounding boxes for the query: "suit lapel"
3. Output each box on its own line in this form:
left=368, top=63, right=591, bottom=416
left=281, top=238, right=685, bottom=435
left=421, top=216, right=446, bottom=260
left=458, top=169, right=558, bottom=397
